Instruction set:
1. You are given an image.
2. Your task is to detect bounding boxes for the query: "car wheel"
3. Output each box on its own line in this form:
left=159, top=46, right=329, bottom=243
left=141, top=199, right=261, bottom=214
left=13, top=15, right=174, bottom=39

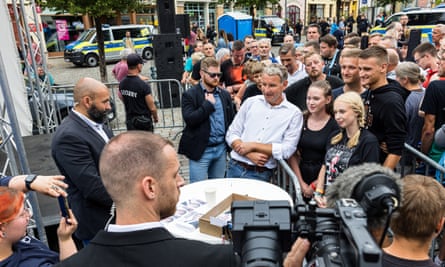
left=85, top=54, right=99, bottom=67
left=142, top=47, right=153, bottom=60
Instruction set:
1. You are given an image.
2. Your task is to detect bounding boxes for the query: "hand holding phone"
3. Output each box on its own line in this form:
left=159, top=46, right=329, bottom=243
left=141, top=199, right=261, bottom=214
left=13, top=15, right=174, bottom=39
left=58, top=196, right=71, bottom=224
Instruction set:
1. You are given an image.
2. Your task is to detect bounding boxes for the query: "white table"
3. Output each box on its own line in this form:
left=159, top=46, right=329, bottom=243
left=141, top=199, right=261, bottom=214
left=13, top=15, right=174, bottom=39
left=162, top=178, right=292, bottom=243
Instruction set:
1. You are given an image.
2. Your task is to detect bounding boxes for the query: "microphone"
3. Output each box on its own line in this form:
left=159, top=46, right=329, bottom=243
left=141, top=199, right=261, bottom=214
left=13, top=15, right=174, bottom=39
left=325, top=163, right=402, bottom=214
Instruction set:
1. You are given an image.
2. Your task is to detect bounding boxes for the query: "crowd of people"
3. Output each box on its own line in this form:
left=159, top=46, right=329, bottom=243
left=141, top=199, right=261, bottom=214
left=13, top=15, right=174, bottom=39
left=4, top=13, right=445, bottom=267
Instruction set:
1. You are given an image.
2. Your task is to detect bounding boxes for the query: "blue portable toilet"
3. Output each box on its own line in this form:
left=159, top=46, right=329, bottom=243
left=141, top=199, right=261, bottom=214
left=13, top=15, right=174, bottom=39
left=218, top=12, right=252, bottom=41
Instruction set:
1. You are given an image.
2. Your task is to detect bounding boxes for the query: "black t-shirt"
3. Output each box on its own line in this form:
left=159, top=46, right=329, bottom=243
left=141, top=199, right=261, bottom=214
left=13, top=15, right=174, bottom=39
left=191, top=60, right=202, bottom=81
left=242, top=83, right=262, bottom=104
left=324, top=129, right=379, bottom=186
left=298, top=117, right=339, bottom=184
left=382, top=252, right=438, bottom=267
left=119, top=76, right=152, bottom=120
left=285, top=76, right=344, bottom=111
left=421, top=80, right=445, bottom=130
left=332, top=87, right=368, bottom=100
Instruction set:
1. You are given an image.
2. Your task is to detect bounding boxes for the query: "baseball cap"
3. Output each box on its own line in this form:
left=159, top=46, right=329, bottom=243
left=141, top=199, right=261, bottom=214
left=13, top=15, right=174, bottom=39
left=127, top=53, right=144, bottom=67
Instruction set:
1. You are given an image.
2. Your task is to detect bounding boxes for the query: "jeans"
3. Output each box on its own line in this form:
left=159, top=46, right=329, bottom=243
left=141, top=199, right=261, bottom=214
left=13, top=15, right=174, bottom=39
left=189, top=143, right=227, bottom=183
left=226, top=159, right=273, bottom=182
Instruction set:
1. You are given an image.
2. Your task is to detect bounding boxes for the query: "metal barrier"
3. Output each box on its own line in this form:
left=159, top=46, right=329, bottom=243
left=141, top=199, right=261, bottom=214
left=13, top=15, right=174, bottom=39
left=52, top=79, right=185, bottom=136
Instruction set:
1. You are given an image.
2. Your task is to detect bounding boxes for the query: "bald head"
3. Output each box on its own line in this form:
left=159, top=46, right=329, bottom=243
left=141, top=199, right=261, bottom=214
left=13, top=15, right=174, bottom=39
left=73, top=77, right=111, bottom=123
left=73, top=77, right=108, bottom=104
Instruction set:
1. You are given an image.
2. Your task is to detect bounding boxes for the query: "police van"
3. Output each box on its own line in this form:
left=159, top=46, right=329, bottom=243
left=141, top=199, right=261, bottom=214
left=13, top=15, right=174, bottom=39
left=64, top=24, right=154, bottom=67
left=370, top=9, right=445, bottom=40
left=254, top=15, right=286, bottom=45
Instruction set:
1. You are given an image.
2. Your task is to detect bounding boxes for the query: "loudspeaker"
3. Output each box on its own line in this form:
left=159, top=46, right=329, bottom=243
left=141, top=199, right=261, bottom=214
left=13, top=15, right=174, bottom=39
left=405, top=29, right=421, bottom=62
left=156, top=0, right=176, bottom=33
left=175, top=14, right=190, bottom=39
left=153, top=33, right=183, bottom=108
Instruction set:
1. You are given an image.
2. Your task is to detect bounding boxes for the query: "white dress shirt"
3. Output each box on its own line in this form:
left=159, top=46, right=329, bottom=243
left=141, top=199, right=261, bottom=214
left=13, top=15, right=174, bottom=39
left=226, top=94, right=303, bottom=169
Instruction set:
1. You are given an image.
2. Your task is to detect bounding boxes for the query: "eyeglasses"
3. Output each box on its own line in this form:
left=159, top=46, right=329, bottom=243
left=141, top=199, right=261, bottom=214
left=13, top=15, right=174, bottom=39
left=414, top=54, right=426, bottom=64
left=203, top=70, right=222, bottom=78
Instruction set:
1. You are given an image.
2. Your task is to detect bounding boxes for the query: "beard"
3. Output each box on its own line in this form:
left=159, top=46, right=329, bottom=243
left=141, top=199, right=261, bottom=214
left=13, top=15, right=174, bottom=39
left=87, top=103, right=109, bottom=123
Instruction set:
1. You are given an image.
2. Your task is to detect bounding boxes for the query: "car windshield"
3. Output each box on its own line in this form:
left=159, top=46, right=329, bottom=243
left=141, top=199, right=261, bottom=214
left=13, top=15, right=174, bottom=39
left=265, top=17, right=284, bottom=27
left=77, top=30, right=95, bottom=42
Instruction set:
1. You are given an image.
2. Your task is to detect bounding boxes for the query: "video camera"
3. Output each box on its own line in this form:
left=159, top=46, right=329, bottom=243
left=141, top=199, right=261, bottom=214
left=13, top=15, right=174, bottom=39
left=231, top=198, right=382, bottom=267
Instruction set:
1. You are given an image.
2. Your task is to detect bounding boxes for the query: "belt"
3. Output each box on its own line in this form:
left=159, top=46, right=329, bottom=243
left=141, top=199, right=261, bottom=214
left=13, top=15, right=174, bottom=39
left=232, top=159, right=272, bottom=173
left=208, top=142, right=224, bottom=147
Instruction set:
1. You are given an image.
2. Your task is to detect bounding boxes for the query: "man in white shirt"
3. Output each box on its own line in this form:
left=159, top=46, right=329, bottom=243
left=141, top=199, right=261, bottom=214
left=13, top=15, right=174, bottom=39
left=226, top=64, right=303, bottom=182
left=278, top=43, right=307, bottom=86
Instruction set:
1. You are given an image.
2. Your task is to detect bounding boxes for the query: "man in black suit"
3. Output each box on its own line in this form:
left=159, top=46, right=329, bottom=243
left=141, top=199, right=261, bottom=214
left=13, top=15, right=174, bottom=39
left=179, top=57, right=235, bottom=183
left=51, top=77, right=113, bottom=244
left=56, top=131, right=238, bottom=267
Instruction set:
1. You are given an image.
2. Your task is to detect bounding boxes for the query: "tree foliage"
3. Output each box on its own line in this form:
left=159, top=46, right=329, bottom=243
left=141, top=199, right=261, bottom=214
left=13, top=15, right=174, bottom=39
left=40, top=0, right=140, bottom=82
left=221, top=0, right=279, bottom=17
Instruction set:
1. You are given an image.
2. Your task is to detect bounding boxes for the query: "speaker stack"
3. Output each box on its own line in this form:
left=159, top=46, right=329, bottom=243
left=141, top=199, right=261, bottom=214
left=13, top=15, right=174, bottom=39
left=155, top=0, right=183, bottom=108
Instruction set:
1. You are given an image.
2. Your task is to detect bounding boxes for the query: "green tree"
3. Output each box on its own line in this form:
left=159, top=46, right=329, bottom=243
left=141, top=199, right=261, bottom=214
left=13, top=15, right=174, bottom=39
left=40, top=0, right=139, bottom=82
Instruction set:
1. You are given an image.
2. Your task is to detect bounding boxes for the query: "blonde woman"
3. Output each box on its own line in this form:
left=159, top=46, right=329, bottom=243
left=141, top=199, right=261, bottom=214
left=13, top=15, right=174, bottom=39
left=315, top=92, right=380, bottom=207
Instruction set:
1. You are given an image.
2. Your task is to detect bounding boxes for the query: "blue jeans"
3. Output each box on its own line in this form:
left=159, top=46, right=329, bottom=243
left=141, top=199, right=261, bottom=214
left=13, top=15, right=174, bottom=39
left=189, top=143, right=227, bottom=183
left=226, top=159, right=273, bottom=182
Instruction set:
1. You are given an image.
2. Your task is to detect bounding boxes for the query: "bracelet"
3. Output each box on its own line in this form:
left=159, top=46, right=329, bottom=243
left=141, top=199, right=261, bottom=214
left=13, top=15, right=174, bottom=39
left=315, top=188, right=324, bottom=194
left=310, top=182, right=316, bottom=190
left=314, top=191, right=323, bottom=198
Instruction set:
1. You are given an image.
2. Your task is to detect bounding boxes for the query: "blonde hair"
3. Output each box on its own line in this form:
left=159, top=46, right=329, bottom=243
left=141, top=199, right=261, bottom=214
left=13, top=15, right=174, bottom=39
left=331, top=92, right=365, bottom=148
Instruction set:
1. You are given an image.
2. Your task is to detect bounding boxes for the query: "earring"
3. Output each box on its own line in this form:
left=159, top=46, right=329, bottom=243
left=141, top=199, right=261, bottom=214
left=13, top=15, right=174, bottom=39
left=1, top=231, right=6, bottom=238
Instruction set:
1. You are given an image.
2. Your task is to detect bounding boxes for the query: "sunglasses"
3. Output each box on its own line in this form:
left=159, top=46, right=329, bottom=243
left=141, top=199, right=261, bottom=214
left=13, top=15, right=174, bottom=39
left=203, top=70, right=222, bottom=78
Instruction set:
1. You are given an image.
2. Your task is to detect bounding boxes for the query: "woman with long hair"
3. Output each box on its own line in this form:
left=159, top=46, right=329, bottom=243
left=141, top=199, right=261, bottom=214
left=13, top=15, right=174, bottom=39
left=216, top=29, right=229, bottom=51
left=314, top=92, right=380, bottom=207
left=0, top=187, right=77, bottom=266
left=289, top=80, right=338, bottom=200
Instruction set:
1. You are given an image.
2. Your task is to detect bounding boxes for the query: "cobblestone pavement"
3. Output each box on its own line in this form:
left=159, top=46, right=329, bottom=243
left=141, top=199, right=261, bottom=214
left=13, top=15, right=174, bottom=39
left=47, top=45, right=282, bottom=183
left=48, top=57, right=191, bottom=182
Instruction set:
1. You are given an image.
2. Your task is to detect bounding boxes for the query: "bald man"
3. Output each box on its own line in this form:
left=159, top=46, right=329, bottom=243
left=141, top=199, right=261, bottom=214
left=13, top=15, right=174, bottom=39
left=52, top=77, right=114, bottom=244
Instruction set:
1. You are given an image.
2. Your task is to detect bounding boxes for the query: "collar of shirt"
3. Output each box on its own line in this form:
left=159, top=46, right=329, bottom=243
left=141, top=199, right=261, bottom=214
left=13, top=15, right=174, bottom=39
left=72, top=108, right=104, bottom=130
left=107, top=221, right=164, bottom=233
left=259, top=93, right=293, bottom=109
left=72, top=108, right=109, bottom=142
left=199, top=82, right=220, bottom=94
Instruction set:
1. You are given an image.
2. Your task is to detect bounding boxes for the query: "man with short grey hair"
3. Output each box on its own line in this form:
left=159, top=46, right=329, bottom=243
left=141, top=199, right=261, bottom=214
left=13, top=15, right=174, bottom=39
left=226, top=64, right=303, bottom=182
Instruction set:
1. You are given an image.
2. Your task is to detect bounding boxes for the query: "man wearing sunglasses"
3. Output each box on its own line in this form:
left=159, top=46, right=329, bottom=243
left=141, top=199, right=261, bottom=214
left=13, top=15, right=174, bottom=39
left=179, top=57, right=235, bottom=183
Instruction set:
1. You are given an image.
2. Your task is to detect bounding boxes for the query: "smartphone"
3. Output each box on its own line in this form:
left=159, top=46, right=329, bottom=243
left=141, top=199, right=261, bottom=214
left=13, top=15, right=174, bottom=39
left=57, top=196, right=71, bottom=224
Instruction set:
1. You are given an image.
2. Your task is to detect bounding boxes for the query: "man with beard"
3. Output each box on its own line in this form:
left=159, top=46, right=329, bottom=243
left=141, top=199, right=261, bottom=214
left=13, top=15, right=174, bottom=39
left=179, top=57, right=235, bottom=183
left=320, top=34, right=341, bottom=78
left=52, top=77, right=113, bottom=245
left=190, top=42, right=216, bottom=85
left=285, top=52, right=343, bottom=110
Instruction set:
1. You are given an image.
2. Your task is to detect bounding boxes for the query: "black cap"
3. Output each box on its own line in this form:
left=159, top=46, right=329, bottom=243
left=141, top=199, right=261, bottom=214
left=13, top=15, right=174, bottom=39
left=127, top=53, right=144, bottom=67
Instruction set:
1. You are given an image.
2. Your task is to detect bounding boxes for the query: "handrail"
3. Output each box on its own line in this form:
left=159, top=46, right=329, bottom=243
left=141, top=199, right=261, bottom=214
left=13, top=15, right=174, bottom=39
left=278, top=159, right=303, bottom=204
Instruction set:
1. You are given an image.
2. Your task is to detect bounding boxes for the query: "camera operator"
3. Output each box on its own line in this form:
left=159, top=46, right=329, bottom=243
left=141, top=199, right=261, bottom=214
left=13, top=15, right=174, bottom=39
left=324, top=163, right=401, bottom=248
left=382, top=174, right=445, bottom=267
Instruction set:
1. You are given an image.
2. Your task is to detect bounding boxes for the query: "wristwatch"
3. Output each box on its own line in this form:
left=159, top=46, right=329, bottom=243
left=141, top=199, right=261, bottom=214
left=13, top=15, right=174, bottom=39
left=25, top=174, right=38, bottom=191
